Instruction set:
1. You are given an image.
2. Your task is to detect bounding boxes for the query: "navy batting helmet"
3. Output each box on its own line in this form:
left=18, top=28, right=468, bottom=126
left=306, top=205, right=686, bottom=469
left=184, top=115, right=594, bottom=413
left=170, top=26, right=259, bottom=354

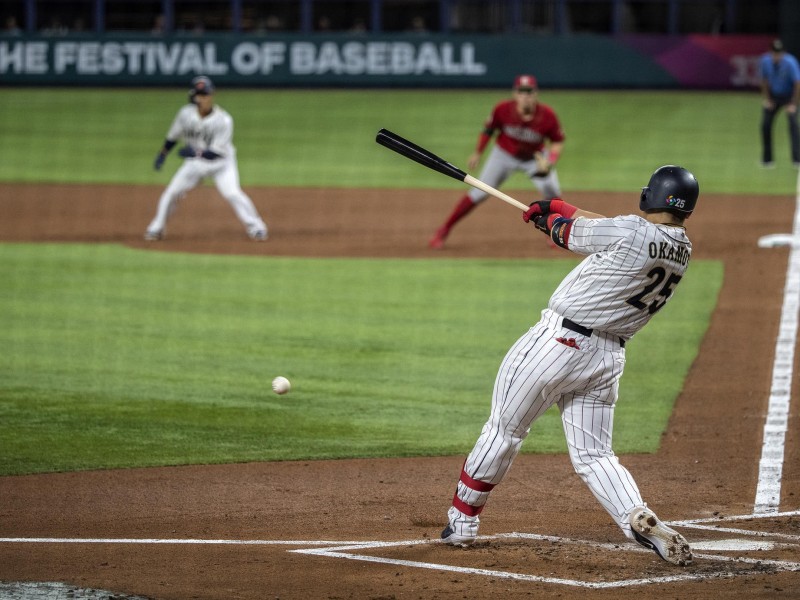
left=639, top=165, right=699, bottom=217
left=188, top=76, right=215, bottom=103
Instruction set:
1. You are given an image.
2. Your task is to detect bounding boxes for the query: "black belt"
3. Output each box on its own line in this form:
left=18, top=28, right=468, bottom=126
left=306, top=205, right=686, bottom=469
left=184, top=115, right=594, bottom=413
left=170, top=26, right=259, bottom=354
left=562, top=318, right=625, bottom=348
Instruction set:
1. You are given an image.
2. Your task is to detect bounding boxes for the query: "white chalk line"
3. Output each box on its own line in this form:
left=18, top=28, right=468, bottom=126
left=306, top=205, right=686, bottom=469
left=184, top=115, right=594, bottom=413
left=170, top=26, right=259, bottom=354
left=753, top=168, right=800, bottom=514
left=5, top=510, right=799, bottom=590
left=0, top=538, right=364, bottom=546
left=672, top=508, right=800, bottom=524
left=291, top=530, right=800, bottom=589
left=671, top=508, right=800, bottom=540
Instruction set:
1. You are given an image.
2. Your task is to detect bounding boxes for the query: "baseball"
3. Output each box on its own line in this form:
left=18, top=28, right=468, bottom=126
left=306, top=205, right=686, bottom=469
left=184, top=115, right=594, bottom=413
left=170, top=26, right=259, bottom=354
left=271, top=376, right=291, bottom=395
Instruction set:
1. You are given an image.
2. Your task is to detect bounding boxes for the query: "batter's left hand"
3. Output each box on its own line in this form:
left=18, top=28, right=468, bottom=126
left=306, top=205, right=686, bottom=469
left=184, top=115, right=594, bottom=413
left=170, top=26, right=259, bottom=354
left=522, top=200, right=551, bottom=223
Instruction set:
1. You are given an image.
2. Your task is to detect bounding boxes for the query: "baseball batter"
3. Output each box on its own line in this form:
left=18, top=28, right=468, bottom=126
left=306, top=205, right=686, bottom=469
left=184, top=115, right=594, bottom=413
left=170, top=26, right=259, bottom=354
left=442, top=166, right=699, bottom=567
left=145, top=76, right=268, bottom=241
left=429, top=74, right=565, bottom=249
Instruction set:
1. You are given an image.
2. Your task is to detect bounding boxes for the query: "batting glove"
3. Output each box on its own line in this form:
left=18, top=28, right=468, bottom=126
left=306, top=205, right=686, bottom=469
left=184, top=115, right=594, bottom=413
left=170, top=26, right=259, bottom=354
left=522, top=200, right=551, bottom=223
left=178, top=146, right=197, bottom=158
left=533, top=212, right=561, bottom=235
left=153, top=152, right=166, bottom=171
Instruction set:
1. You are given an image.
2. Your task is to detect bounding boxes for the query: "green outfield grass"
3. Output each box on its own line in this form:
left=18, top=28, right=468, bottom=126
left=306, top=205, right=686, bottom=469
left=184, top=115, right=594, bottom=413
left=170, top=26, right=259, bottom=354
left=0, top=88, right=796, bottom=195
left=0, top=244, right=722, bottom=475
left=0, top=87, right=737, bottom=475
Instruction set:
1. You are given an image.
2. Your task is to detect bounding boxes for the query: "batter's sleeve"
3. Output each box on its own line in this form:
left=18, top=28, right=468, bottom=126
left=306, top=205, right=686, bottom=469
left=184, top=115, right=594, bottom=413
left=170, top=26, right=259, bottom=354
left=567, top=216, right=641, bottom=255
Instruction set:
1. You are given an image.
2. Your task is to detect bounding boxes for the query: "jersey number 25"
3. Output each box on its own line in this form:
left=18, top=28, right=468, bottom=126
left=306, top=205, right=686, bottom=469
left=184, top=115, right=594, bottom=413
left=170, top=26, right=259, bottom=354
left=626, top=267, right=682, bottom=315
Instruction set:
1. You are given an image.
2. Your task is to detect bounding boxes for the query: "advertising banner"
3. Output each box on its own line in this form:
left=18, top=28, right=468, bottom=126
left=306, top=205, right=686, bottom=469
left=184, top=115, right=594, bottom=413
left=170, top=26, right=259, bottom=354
left=0, top=33, right=772, bottom=88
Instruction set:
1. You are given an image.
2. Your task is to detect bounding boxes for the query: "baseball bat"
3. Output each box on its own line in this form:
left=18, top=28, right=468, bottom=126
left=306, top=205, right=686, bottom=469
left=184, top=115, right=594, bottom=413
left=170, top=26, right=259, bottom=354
left=375, top=128, right=529, bottom=212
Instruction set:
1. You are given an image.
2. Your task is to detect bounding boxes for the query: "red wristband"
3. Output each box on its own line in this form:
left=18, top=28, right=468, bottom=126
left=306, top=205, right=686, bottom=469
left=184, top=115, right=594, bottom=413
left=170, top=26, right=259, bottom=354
left=549, top=150, right=560, bottom=164
left=550, top=198, right=577, bottom=218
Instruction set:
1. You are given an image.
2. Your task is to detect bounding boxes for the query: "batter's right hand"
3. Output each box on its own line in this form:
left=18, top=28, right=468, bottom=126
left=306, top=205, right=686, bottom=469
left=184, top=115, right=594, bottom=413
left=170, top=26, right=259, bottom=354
left=467, top=152, right=481, bottom=170
left=533, top=212, right=560, bottom=235
left=153, top=152, right=166, bottom=171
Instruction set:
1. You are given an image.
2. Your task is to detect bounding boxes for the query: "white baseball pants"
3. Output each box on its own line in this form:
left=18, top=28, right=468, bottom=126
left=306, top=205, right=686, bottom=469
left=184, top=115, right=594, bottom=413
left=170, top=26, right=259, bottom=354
left=148, top=156, right=266, bottom=235
left=455, top=309, right=645, bottom=539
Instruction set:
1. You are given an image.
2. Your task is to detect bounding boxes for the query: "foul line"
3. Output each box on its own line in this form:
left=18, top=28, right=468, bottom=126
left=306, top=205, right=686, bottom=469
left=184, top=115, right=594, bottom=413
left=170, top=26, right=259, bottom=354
left=0, top=538, right=364, bottom=546
left=753, top=169, right=800, bottom=514
left=3, top=512, right=800, bottom=590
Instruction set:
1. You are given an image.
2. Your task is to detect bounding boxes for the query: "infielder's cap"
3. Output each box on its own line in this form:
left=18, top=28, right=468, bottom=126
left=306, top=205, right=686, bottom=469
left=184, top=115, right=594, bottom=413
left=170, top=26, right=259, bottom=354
left=771, top=39, right=784, bottom=52
left=513, top=74, right=538, bottom=91
left=191, top=75, right=215, bottom=95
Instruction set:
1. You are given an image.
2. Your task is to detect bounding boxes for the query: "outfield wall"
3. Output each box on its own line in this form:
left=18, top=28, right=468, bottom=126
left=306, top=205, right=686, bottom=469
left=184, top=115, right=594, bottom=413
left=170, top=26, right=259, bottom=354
left=0, top=33, right=771, bottom=89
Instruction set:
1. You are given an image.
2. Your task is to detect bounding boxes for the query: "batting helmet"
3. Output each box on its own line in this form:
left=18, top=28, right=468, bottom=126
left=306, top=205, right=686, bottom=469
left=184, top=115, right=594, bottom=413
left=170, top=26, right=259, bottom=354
left=188, top=76, right=215, bottom=103
left=639, top=165, right=699, bottom=217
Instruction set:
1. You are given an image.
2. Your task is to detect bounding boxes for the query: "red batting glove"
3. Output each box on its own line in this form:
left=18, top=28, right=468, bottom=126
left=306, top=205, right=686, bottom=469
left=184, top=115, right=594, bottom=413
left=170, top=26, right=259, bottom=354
left=522, top=200, right=551, bottom=223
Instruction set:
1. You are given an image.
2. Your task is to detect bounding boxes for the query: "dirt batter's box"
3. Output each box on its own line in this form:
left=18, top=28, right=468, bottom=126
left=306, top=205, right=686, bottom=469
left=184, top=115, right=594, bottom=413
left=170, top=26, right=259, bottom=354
left=292, top=510, right=800, bottom=589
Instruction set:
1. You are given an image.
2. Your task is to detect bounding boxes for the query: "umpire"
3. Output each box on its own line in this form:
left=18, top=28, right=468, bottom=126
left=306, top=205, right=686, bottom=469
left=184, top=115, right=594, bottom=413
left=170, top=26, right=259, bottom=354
left=760, top=39, right=800, bottom=168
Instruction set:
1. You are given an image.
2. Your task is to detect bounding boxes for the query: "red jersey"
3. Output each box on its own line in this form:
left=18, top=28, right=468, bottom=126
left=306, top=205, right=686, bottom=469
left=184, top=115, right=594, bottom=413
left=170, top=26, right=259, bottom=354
left=483, top=100, right=565, bottom=160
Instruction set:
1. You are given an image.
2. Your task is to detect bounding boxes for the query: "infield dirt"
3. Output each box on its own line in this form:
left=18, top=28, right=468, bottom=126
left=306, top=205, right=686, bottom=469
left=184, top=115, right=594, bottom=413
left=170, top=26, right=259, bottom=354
left=0, top=183, right=798, bottom=599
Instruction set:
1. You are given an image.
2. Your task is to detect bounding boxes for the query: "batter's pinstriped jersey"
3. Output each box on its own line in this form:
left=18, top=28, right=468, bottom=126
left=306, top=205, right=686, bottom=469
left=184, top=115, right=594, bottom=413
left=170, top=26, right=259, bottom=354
left=549, top=215, right=691, bottom=339
left=167, top=105, right=235, bottom=158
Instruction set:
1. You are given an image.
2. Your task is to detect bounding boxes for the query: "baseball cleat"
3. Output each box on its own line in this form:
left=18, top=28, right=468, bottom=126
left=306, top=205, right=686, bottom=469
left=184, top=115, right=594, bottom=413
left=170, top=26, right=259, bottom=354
left=143, top=230, right=163, bottom=241
left=428, top=227, right=448, bottom=250
left=630, top=507, right=692, bottom=566
left=440, top=506, right=479, bottom=546
left=248, top=228, right=268, bottom=241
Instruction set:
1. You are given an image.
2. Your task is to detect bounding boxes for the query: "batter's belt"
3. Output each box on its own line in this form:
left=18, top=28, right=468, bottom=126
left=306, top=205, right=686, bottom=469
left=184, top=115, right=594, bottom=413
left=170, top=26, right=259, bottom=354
left=562, top=317, right=626, bottom=348
left=540, top=309, right=626, bottom=350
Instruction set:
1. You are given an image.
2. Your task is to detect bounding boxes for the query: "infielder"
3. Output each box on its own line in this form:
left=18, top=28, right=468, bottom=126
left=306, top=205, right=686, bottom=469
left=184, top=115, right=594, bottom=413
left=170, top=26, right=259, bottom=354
left=145, top=76, right=268, bottom=241
left=442, top=165, right=698, bottom=567
left=429, top=74, right=565, bottom=249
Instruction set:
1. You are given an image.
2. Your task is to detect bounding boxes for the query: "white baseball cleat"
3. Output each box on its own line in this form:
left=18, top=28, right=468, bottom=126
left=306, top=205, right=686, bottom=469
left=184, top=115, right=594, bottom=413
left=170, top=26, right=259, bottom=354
left=144, top=229, right=163, bottom=241
left=248, top=228, right=268, bottom=241
left=630, top=507, right=692, bottom=566
left=440, top=506, right=479, bottom=547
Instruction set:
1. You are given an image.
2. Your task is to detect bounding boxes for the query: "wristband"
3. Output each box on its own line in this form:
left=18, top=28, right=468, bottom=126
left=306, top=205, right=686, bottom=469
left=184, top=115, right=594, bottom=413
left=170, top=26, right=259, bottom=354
left=550, top=216, right=573, bottom=249
left=548, top=149, right=560, bottom=164
left=550, top=198, right=577, bottom=218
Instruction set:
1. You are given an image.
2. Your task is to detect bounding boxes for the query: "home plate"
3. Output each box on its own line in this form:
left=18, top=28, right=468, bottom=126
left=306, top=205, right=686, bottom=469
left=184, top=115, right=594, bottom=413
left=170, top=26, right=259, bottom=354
left=757, top=233, right=798, bottom=248
left=692, top=539, right=777, bottom=551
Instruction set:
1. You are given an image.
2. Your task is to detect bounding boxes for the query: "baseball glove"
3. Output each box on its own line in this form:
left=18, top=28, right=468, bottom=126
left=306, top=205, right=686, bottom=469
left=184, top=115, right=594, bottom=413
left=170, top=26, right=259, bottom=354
left=533, top=152, right=551, bottom=177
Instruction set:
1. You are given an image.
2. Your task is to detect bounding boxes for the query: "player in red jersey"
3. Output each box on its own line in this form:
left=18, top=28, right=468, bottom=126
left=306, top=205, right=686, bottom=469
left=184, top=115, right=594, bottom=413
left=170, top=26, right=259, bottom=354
left=429, top=74, right=566, bottom=249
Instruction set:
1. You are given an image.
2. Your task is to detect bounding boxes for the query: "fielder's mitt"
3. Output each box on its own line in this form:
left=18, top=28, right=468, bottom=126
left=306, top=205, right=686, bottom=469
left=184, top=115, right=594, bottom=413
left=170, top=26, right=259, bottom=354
left=533, top=152, right=551, bottom=177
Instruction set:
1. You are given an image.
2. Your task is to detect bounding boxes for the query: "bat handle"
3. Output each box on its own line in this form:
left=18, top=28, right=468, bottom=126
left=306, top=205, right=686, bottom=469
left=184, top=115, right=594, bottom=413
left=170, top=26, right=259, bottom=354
left=464, top=175, right=530, bottom=211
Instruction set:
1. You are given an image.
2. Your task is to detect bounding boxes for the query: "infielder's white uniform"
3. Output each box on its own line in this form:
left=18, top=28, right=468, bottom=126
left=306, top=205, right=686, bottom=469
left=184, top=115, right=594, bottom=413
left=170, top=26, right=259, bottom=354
left=146, top=104, right=267, bottom=239
left=451, top=215, right=691, bottom=539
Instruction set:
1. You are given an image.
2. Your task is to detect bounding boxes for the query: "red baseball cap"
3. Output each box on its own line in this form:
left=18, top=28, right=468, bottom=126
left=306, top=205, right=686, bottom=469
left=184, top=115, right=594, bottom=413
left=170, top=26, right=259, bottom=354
left=513, top=74, right=538, bottom=90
